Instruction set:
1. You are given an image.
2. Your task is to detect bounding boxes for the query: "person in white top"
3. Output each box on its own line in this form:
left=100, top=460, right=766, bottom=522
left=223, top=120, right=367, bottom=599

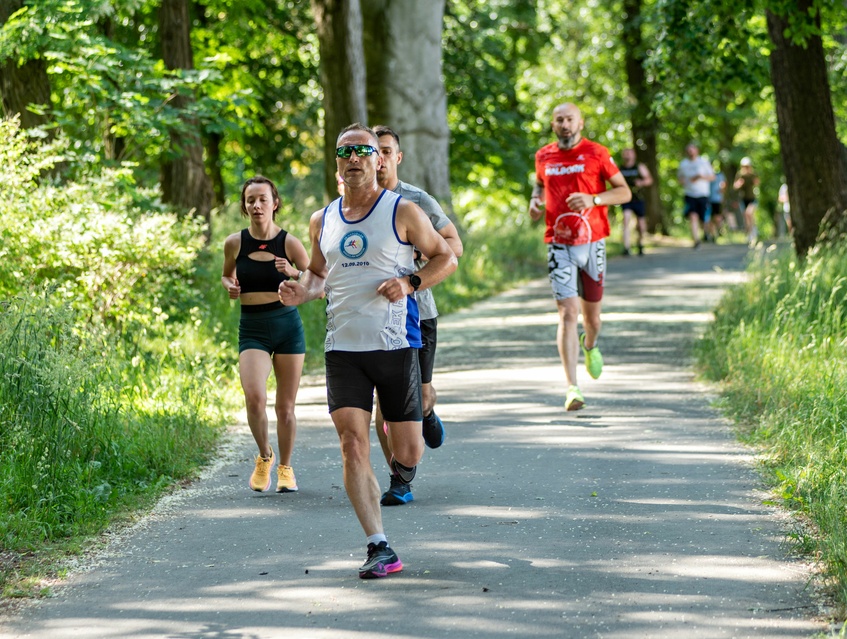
left=677, top=143, right=715, bottom=248
left=279, top=123, right=457, bottom=579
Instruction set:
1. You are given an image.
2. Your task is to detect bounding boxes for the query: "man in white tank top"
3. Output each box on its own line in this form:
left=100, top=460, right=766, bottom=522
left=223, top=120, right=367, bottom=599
left=279, top=123, right=457, bottom=579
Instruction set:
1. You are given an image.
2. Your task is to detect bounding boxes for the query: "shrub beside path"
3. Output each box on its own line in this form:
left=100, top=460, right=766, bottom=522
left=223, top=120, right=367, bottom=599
left=0, top=244, right=827, bottom=638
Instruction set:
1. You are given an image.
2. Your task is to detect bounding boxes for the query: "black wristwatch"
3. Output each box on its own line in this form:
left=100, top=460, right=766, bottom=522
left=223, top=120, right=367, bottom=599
left=408, top=274, right=421, bottom=291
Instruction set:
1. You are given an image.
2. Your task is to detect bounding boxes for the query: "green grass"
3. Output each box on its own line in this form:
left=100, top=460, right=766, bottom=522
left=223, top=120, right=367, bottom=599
left=0, top=292, right=229, bottom=598
left=696, top=240, right=847, bottom=614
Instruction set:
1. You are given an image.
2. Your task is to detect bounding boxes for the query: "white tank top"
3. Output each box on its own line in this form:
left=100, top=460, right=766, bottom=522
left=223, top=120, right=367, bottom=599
left=320, top=189, right=420, bottom=352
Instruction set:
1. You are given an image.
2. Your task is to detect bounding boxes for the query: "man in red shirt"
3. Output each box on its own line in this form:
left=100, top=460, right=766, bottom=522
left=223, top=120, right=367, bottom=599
left=528, top=103, right=631, bottom=411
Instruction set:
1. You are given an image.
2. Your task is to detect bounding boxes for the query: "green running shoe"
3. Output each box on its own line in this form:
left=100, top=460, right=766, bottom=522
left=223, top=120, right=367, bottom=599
left=580, top=333, right=604, bottom=380
left=565, top=385, right=585, bottom=411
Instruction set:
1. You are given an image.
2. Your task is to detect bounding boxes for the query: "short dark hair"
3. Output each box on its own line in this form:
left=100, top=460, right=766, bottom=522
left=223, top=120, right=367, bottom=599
left=337, top=122, right=379, bottom=147
left=240, top=175, right=280, bottom=219
left=373, top=125, right=400, bottom=147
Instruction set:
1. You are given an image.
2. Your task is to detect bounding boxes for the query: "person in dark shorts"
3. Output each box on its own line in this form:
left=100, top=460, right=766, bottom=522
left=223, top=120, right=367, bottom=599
left=372, top=124, right=464, bottom=507
left=618, top=147, right=653, bottom=256
left=222, top=176, right=310, bottom=494
left=279, top=123, right=457, bottom=579
left=677, top=143, right=715, bottom=248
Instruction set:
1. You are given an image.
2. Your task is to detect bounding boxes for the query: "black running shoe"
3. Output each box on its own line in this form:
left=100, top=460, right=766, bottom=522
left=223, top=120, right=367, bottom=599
left=422, top=411, right=445, bottom=449
left=389, top=456, right=416, bottom=484
left=359, top=541, right=403, bottom=579
left=381, top=473, right=414, bottom=506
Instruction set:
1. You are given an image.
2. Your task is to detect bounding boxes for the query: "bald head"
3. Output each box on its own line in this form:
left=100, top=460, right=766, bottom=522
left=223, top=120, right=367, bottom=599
left=552, top=103, right=584, bottom=150
left=553, top=103, right=582, bottom=121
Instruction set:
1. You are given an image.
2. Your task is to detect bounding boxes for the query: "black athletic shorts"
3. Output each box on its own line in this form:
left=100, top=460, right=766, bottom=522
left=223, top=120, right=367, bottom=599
left=239, top=302, right=305, bottom=355
left=622, top=199, right=646, bottom=218
left=709, top=201, right=722, bottom=218
left=419, top=318, right=437, bottom=385
left=684, top=195, right=709, bottom=222
left=325, top=348, right=422, bottom=422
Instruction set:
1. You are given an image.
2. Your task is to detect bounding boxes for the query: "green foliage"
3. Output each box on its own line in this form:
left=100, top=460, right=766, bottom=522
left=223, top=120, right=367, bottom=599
left=442, top=185, right=546, bottom=313
left=0, top=292, right=224, bottom=552
left=0, top=0, right=244, bottom=182
left=443, top=1, right=544, bottom=197
left=522, top=0, right=631, bottom=148
left=696, top=241, right=847, bottom=606
left=0, top=120, right=208, bottom=335
left=192, top=0, right=324, bottom=199
left=0, top=118, right=231, bottom=576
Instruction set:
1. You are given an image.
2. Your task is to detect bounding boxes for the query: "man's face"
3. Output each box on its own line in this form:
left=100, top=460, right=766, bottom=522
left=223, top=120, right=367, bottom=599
left=336, top=130, right=381, bottom=190
left=552, top=105, right=583, bottom=149
left=376, top=134, right=402, bottom=188
left=685, top=144, right=699, bottom=159
left=621, top=148, right=636, bottom=165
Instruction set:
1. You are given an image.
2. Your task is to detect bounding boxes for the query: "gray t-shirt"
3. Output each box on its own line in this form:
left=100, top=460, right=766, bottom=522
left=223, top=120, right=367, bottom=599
left=393, top=180, right=451, bottom=321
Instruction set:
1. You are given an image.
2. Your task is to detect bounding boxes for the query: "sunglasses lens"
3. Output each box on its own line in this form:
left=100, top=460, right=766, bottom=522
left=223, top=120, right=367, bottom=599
left=336, top=145, right=376, bottom=158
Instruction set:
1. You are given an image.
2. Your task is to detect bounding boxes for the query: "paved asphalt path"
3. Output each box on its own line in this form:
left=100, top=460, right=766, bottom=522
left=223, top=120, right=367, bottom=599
left=0, top=243, right=827, bottom=638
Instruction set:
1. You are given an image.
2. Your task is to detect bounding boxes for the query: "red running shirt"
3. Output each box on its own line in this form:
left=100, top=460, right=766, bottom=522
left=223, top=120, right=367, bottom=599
left=534, top=138, right=619, bottom=245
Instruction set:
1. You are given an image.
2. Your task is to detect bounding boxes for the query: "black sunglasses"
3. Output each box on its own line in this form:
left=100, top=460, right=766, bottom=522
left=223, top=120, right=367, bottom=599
left=336, top=144, right=378, bottom=159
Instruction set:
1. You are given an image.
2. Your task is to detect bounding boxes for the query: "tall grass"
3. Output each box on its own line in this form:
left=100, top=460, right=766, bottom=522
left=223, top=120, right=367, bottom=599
left=696, top=241, right=847, bottom=609
left=0, top=293, right=225, bottom=571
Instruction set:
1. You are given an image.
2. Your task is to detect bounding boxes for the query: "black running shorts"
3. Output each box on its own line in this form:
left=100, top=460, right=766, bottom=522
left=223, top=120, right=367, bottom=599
left=238, top=303, right=305, bottom=355
left=325, top=348, right=422, bottom=422
left=418, top=318, right=437, bottom=385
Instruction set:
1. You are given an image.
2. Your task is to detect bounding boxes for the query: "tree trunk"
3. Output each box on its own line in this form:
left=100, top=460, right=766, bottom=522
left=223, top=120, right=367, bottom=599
left=99, top=15, right=126, bottom=162
left=159, top=0, right=213, bottom=230
left=362, top=0, right=453, bottom=215
left=311, top=0, right=368, bottom=201
left=767, top=4, right=847, bottom=256
left=205, top=131, right=226, bottom=209
left=0, top=0, right=51, bottom=129
left=621, top=0, right=665, bottom=234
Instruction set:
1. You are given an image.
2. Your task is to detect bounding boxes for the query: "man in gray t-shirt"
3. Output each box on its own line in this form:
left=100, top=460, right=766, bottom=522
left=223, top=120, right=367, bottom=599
left=373, top=125, right=464, bottom=506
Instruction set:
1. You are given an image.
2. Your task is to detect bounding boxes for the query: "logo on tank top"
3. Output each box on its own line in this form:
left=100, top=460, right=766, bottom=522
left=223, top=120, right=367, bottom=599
left=340, top=231, right=368, bottom=259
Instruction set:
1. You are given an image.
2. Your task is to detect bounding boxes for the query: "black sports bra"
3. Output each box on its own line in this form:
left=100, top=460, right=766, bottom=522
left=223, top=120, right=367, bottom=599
left=236, top=228, right=292, bottom=294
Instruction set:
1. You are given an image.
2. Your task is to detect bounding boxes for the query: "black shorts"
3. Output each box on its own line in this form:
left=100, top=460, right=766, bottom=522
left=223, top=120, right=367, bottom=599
left=684, top=196, right=709, bottom=222
left=239, top=303, right=305, bottom=355
left=709, top=201, right=722, bottom=218
left=325, top=349, right=422, bottom=422
left=419, top=318, right=437, bottom=385
left=622, top=199, right=645, bottom=218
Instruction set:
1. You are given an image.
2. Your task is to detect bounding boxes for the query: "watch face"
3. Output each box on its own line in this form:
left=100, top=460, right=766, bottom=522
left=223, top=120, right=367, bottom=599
left=409, top=274, right=422, bottom=289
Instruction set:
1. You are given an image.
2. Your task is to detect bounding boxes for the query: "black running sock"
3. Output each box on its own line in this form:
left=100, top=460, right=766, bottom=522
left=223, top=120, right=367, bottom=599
left=391, top=459, right=416, bottom=484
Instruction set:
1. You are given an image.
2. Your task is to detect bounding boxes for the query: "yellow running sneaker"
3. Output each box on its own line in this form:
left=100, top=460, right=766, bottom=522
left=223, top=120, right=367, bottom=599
left=565, top=385, right=585, bottom=411
left=276, top=464, right=298, bottom=493
left=580, top=333, right=604, bottom=380
left=249, top=451, right=275, bottom=492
